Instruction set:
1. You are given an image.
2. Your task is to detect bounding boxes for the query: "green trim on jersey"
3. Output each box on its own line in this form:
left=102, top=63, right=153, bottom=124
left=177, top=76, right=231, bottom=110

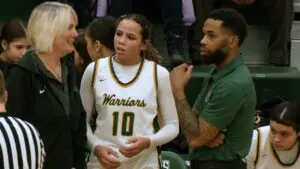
left=109, top=56, right=145, bottom=88
left=152, top=63, right=160, bottom=134
left=91, top=59, right=100, bottom=88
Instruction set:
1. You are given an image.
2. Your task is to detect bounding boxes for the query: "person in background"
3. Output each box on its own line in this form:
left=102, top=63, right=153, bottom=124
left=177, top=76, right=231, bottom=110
left=74, top=30, right=91, bottom=73
left=6, top=2, right=87, bottom=169
left=190, top=0, right=293, bottom=66
left=74, top=29, right=92, bottom=87
left=80, top=13, right=179, bottom=169
left=0, top=19, right=29, bottom=77
left=246, top=101, right=300, bottom=169
left=109, top=0, right=185, bottom=68
left=85, top=16, right=117, bottom=61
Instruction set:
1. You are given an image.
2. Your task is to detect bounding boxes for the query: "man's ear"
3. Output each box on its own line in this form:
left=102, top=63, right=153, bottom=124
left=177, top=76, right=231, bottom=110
left=228, top=36, right=239, bottom=48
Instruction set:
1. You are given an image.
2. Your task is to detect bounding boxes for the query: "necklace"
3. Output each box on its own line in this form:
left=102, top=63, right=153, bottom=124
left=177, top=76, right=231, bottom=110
left=270, top=137, right=300, bottom=166
left=43, top=60, right=62, bottom=82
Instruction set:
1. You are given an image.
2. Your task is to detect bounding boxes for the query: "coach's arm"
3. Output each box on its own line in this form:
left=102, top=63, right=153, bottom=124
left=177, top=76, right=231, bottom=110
left=170, top=65, right=243, bottom=148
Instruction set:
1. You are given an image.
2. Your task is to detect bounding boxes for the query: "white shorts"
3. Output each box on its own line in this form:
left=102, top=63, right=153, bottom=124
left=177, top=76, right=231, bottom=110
left=87, top=147, right=160, bottom=169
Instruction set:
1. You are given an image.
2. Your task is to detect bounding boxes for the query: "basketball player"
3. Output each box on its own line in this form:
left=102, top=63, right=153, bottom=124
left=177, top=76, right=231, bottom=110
left=246, top=101, right=300, bottom=169
left=80, top=13, right=179, bottom=169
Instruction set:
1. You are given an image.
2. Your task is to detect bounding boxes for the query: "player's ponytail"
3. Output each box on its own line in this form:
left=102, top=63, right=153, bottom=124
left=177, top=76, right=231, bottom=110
left=143, top=40, right=162, bottom=64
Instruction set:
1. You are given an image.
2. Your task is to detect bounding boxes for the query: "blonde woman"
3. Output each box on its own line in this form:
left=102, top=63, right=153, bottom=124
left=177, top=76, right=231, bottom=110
left=6, top=2, right=87, bottom=169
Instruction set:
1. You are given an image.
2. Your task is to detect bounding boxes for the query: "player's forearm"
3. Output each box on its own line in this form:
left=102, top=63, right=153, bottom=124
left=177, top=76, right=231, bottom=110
left=189, top=118, right=220, bottom=148
left=86, top=124, right=99, bottom=151
left=148, top=121, right=179, bottom=148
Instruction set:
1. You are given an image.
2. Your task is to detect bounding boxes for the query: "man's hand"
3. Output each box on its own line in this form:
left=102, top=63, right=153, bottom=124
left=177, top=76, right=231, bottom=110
left=206, top=133, right=225, bottom=148
left=170, top=64, right=193, bottom=98
left=232, top=0, right=256, bottom=5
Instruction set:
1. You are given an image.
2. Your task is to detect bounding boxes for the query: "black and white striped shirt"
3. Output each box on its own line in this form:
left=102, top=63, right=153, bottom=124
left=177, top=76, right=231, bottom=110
left=0, top=113, right=45, bottom=169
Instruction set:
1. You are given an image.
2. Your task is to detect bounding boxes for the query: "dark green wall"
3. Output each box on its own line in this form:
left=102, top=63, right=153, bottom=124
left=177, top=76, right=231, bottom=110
left=186, top=66, right=300, bottom=105
left=0, top=1, right=38, bottom=23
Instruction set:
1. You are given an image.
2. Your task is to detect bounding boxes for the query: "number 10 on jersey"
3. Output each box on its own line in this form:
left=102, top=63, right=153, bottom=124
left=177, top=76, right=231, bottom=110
left=112, top=111, right=135, bottom=136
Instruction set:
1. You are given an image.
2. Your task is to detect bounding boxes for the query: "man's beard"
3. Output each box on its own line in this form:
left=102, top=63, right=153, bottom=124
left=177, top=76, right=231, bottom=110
left=201, top=47, right=228, bottom=65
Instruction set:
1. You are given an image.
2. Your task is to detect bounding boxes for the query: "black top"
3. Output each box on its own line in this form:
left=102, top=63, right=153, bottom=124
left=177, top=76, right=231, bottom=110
left=5, top=51, right=87, bottom=169
left=0, top=59, right=12, bottom=79
left=33, top=55, right=70, bottom=115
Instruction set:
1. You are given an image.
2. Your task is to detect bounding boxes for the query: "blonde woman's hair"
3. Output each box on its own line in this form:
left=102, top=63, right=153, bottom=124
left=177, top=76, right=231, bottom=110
left=27, top=2, right=77, bottom=53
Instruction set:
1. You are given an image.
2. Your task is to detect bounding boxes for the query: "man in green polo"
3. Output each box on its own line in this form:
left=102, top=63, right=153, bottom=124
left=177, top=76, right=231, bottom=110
left=170, top=8, right=256, bottom=169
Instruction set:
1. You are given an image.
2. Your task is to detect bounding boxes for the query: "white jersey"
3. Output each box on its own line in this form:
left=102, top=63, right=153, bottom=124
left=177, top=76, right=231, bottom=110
left=245, top=126, right=300, bottom=169
left=89, top=57, right=161, bottom=169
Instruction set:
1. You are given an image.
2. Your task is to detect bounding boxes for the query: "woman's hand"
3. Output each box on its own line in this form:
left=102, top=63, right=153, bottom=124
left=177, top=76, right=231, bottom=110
left=94, top=145, right=121, bottom=169
left=119, top=136, right=150, bottom=158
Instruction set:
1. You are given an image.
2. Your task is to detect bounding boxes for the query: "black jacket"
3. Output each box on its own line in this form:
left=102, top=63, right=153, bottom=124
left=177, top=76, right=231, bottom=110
left=6, top=51, right=87, bottom=169
left=0, top=59, right=12, bottom=79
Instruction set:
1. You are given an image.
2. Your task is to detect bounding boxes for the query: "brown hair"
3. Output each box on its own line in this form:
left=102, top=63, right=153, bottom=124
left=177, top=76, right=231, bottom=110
left=116, top=14, right=162, bottom=64
left=74, top=29, right=92, bottom=71
left=0, top=19, right=26, bottom=53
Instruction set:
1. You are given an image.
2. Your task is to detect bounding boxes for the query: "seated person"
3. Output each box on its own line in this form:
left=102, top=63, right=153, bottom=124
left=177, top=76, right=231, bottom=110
left=190, top=0, right=293, bottom=66
left=246, top=101, right=300, bottom=169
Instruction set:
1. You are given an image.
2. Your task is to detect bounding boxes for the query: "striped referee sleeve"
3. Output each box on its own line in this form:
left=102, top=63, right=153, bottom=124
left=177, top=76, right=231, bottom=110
left=0, top=115, right=45, bottom=169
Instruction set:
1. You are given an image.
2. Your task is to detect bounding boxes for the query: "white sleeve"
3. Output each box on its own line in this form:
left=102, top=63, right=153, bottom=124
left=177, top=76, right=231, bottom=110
left=148, top=66, right=179, bottom=148
left=79, top=62, right=100, bottom=152
left=245, top=129, right=259, bottom=169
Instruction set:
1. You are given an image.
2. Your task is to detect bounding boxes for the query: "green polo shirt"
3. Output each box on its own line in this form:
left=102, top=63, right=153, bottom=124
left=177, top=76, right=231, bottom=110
left=190, top=56, right=256, bottom=161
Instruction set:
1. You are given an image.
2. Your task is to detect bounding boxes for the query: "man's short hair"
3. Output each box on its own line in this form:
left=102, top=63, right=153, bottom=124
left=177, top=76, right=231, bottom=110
left=207, top=8, right=247, bottom=46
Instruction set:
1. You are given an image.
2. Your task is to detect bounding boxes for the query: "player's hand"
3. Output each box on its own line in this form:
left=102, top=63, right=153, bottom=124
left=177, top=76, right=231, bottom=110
left=170, top=64, right=193, bottom=98
left=232, top=0, right=256, bottom=5
left=94, top=145, right=121, bottom=169
left=206, top=133, right=225, bottom=148
left=119, top=136, right=150, bottom=158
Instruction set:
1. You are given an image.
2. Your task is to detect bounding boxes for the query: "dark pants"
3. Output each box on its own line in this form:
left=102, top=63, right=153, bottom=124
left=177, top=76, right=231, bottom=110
left=69, top=0, right=95, bottom=28
left=160, top=0, right=184, bottom=57
left=189, top=0, right=293, bottom=66
left=108, top=0, right=184, bottom=58
left=108, top=0, right=132, bottom=17
left=191, top=158, right=246, bottom=169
